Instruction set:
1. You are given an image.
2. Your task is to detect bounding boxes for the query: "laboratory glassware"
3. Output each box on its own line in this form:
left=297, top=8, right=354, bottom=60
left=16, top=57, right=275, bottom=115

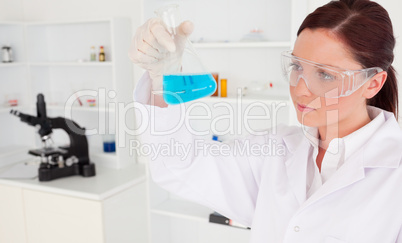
left=2, top=45, right=13, bottom=63
left=154, top=4, right=217, bottom=105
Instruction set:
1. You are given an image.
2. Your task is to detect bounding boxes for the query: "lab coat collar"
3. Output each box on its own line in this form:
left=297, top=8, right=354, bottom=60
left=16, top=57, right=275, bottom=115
left=283, top=107, right=402, bottom=168
left=283, top=132, right=310, bottom=205
left=282, top=107, right=402, bottom=208
left=282, top=129, right=306, bottom=154
left=297, top=106, right=385, bottom=160
left=360, top=109, right=402, bottom=169
left=302, top=109, right=402, bottom=210
left=343, top=106, right=384, bottom=161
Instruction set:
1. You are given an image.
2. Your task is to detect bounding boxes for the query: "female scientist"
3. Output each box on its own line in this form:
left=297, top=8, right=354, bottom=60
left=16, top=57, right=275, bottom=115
left=129, top=0, right=402, bottom=242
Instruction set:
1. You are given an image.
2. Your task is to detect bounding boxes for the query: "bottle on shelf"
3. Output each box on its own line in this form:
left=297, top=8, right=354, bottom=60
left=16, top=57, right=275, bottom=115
left=2, top=45, right=13, bottom=63
left=99, top=46, right=105, bottom=62
left=220, top=78, right=227, bottom=97
left=90, top=46, right=96, bottom=61
left=87, top=99, right=96, bottom=107
left=212, top=73, right=219, bottom=96
left=5, top=93, right=19, bottom=107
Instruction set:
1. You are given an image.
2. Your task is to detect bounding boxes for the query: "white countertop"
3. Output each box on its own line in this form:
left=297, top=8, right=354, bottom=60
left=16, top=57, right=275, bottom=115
left=0, top=158, right=147, bottom=201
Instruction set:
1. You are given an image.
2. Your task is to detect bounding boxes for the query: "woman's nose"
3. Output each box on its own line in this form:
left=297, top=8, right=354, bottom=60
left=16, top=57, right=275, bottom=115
left=294, top=75, right=313, bottom=96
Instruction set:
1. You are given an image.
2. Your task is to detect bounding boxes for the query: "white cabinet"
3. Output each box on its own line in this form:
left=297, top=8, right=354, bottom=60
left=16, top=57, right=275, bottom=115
left=23, top=185, right=148, bottom=243
left=0, top=163, right=149, bottom=243
left=139, top=0, right=308, bottom=242
left=0, top=184, right=26, bottom=243
left=23, top=189, right=104, bottom=243
left=0, top=18, right=135, bottom=169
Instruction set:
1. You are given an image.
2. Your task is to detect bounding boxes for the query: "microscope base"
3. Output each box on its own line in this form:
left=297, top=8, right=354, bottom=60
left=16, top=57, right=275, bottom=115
left=38, top=163, right=96, bottom=182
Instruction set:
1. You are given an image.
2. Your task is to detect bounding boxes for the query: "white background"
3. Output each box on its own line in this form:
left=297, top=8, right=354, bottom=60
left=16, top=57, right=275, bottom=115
left=0, top=0, right=401, bottom=117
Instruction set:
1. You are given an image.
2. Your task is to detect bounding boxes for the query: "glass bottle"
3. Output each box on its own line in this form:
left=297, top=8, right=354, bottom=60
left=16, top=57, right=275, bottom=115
left=90, top=46, right=96, bottom=61
left=99, top=46, right=105, bottom=62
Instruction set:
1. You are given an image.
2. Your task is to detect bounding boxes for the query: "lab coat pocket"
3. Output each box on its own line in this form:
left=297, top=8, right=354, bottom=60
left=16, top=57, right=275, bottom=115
left=324, top=236, right=348, bottom=243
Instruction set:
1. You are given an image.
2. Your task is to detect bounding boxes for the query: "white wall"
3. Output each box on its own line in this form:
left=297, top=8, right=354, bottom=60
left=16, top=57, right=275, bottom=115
left=1, top=0, right=401, bottom=117
left=0, top=0, right=23, bottom=21
left=3, top=0, right=143, bottom=25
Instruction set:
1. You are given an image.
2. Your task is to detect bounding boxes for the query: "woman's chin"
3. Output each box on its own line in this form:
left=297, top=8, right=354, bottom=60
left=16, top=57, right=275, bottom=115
left=296, top=111, right=318, bottom=127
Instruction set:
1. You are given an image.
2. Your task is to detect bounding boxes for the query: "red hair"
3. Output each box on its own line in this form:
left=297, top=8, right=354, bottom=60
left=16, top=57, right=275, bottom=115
left=297, top=0, right=398, bottom=119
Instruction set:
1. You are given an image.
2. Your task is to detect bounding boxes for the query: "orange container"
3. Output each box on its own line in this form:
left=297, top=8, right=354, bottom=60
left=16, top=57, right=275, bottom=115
left=220, top=78, right=227, bottom=97
left=211, top=73, right=219, bottom=96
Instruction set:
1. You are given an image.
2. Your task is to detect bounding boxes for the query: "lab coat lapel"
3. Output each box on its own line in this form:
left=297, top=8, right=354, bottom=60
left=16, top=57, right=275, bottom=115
left=299, top=115, right=402, bottom=211
left=300, top=150, right=365, bottom=210
left=283, top=132, right=310, bottom=206
left=360, top=115, right=402, bottom=169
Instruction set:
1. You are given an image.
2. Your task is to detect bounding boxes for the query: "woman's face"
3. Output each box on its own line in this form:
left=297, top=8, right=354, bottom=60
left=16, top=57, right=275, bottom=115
left=290, top=28, right=369, bottom=129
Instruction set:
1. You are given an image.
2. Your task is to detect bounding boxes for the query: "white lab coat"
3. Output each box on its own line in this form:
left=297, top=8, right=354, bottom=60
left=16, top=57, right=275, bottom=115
left=134, top=73, right=402, bottom=243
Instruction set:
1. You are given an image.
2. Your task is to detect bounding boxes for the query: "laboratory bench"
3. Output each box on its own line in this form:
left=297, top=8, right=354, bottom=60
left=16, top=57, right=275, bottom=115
left=0, top=155, right=149, bottom=243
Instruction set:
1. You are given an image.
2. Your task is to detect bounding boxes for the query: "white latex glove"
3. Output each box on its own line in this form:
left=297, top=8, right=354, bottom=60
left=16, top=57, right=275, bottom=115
left=128, top=18, right=194, bottom=91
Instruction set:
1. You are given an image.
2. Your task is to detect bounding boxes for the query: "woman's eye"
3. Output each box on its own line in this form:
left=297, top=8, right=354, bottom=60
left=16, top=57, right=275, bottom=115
left=318, top=71, right=336, bottom=81
left=289, top=63, right=302, bottom=71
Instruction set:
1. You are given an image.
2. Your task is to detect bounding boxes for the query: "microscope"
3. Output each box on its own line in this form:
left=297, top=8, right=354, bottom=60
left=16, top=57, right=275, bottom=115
left=10, top=94, right=96, bottom=181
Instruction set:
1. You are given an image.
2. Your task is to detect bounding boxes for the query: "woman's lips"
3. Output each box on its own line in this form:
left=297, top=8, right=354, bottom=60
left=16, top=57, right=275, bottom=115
left=297, top=103, right=315, bottom=112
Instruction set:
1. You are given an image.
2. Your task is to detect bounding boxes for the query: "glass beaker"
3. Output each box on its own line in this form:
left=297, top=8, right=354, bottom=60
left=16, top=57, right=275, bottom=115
left=154, top=4, right=217, bottom=105
left=102, top=134, right=116, bottom=153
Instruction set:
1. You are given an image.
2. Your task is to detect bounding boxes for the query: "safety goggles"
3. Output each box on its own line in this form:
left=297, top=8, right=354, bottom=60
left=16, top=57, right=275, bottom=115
left=281, top=50, right=383, bottom=98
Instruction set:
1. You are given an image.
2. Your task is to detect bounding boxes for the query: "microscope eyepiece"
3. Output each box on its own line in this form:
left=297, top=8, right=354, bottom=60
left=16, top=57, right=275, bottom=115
left=10, top=109, right=19, bottom=116
left=37, top=93, right=47, bottom=119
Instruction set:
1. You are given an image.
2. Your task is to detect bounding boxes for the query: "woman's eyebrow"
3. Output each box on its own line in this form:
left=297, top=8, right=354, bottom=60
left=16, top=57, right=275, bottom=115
left=291, top=52, right=344, bottom=70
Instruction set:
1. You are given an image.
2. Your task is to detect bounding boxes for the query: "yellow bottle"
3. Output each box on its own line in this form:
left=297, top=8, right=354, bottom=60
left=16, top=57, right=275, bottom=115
left=220, top=79, right=227, bottom=97
left=99, top=46, right=105, bottom=62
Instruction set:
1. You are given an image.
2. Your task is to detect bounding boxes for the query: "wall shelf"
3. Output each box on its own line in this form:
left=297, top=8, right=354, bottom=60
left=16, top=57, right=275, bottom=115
left=0, top=21, right=24, bottom=26
left=0, top=106, right=32, bottom=114
left=193, top=41, right=291, bottom=49
left=0, top=62, right=27, bottom=68
left=29, top=62, right=113, bottom=67
left=25, top=18, right=114, bottom=26
left=0, top=107, right=14, bottom=113
left=43, top=105, right=115, bottom=113
left=199, top=95, right=290, bottom=104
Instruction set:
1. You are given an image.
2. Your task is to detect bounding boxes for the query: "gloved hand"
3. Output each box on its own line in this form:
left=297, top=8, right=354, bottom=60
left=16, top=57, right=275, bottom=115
left=128, top=18, right=194, bottom=91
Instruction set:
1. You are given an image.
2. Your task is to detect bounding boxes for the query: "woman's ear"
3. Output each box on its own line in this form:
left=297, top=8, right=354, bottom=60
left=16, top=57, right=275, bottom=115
left=363, top=71, right=387, bottom=99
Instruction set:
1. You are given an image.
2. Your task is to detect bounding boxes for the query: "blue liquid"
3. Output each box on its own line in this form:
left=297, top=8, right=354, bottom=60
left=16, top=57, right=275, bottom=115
left=103, top=141, right=116, bottom=153
left=163, top=73, right=217, bottom=105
